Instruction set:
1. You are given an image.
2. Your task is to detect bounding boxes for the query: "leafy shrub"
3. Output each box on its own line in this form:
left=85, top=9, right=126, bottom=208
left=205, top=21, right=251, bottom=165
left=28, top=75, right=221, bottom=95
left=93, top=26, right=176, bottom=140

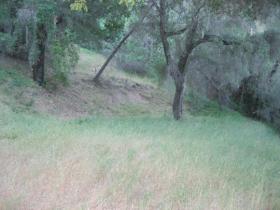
left=0, top=32, right=16, bottom=55
left=49, top=29, right=79, bottom=86
left=152, top=59, right=167, bottom=86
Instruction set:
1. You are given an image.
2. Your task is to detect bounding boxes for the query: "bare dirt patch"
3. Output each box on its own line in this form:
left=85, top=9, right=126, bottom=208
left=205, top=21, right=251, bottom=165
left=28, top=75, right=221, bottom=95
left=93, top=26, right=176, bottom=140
left=27, top=74, right=171, bottom=119
left=0, top=52, right=171, bottom=119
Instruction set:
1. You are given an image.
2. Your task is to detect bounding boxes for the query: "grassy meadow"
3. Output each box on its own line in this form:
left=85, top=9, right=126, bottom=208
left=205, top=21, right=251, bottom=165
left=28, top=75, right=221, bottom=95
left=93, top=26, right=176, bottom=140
left=0, top=53, right=280, bottom=210
left=1, top=102, right=280, bottom=209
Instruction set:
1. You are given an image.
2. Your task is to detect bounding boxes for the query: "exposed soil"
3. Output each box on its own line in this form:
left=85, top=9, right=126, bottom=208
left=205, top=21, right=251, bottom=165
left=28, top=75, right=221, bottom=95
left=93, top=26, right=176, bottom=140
left=29, top=74, right=171, bottom=119
left=0, top=52, right=172, bottom=119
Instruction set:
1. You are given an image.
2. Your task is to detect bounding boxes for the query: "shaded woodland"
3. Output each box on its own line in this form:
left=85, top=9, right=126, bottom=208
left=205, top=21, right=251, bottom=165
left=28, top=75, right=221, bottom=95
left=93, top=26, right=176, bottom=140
left=1, top=0, right=280, bottom=126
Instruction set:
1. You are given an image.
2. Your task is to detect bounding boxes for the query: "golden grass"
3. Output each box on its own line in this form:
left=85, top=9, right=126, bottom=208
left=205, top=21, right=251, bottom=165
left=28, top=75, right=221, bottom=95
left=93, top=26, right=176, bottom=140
left=0, top=49, right=279, bottom=210
left=0, top=111, right=279, bottom=209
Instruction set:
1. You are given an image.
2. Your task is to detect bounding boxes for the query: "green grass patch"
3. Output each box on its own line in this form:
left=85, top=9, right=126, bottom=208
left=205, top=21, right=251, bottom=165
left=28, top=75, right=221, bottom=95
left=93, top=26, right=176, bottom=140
left=0, top=68, right=33, bottom=88
left=0, top=68, right=35, bottom=113
left=0, top=108, right=280, bottom=209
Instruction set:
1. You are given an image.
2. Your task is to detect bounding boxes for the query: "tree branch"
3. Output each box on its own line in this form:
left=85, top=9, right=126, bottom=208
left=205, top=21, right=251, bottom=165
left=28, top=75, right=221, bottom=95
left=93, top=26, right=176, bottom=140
left=194, top=34, right=241, bottom=48
left=166, top=26, right=188, bottom=37
left=163, top=2, right=205, bottom=37
left=149, top=0, right=160, bottom=12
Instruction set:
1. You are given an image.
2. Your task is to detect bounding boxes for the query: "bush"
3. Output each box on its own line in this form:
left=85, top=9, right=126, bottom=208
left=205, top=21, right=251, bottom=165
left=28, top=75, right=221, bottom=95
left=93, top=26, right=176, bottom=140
left=152, top=59, right=167, bottom=86
left=0, top=32, right=16, bottom=55
left=49, top=29, right=79, bottom=86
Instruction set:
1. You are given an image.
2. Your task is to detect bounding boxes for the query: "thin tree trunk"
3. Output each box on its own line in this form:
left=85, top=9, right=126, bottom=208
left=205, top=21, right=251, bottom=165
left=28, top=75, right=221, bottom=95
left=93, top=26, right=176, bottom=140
left=159, top=0, right=172, bottom=64
left=93, top=28, right=136, bottom=82
left=173, top=79, right=185, bottom=120
left=25, top=26, right=29, bottom=47
left=170, top=65, right=186, bottom=120
left=93, top=6, right=152, bottom=82
left=32, top=22, right=47, bottom=86
left=157, top=0, right=187, bottom=120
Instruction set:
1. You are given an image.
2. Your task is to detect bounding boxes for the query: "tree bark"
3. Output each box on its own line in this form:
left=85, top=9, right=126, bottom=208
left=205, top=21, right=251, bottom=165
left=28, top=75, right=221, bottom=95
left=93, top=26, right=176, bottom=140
left=158, top=0, right=187, bottom=120
left=158, top=0, right=172, bottom=64
left=32, top=22, right=47, bottom=86
left=173, top=77, right=185, bottom=120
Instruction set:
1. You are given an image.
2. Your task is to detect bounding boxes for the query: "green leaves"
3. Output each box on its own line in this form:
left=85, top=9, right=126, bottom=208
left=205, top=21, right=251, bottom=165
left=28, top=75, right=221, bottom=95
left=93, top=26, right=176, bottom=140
left=208, top=0, right=224, bottom=11
left=68, top=0, right=138, bottom=12
left=119, top=0, right=137, bottom=7
left=69, top=0, right=88, bottom=12
left=36, top=1, right=56, bottom=24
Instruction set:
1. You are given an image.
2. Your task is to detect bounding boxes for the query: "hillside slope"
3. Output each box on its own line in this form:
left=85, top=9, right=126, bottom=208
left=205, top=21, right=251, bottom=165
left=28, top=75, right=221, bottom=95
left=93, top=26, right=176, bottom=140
left=0, top=50, right=171, bottom=119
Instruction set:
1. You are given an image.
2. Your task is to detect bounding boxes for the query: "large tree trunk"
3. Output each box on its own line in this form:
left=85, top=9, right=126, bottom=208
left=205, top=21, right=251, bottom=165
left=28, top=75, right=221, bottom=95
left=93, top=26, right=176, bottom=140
left=173, top=81, right=185, bottom=120
left=170, top=68, right=185, bottom=120
left=32, top=23, right=47, bottom=86
left=158, top=0, right=191, bottom=120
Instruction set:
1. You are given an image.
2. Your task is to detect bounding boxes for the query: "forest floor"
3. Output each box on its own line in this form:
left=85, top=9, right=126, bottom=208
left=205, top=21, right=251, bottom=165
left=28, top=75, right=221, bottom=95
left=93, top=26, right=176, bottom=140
left=0, top=50, right=280, bottom=210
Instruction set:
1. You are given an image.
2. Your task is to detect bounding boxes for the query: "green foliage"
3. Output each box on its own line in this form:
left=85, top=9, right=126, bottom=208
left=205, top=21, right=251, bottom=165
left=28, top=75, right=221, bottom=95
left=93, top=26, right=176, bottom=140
left=119, top=0, right=135, bottom=6
left=208, top=0, right=224, bottom=11
left=49, top=29, right=79, bottom=86
left=115, top=33, right=165, bottom=85
left=69, top=0, right=88, bottom=12
left=152, top=59, right=166, bottom=86
left=0, top=0, right=130, bottom=86
left=71, top=0, right=130, bottom=48
left=0, top=3, right=9, bottom=23
left=0, top=33, right=16, bottom=54
left=36, top=1, right=56, bottom=24
left=51, top=30, right=78, bottom=73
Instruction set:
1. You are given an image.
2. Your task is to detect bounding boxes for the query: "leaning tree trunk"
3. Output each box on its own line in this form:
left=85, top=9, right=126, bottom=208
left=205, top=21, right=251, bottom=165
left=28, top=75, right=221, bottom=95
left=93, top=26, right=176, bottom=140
left=93, top=28, right=135, bottom=82
left=93, top=5, right=153, bottom=82
left=32, top=22, right=47, bottom=86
